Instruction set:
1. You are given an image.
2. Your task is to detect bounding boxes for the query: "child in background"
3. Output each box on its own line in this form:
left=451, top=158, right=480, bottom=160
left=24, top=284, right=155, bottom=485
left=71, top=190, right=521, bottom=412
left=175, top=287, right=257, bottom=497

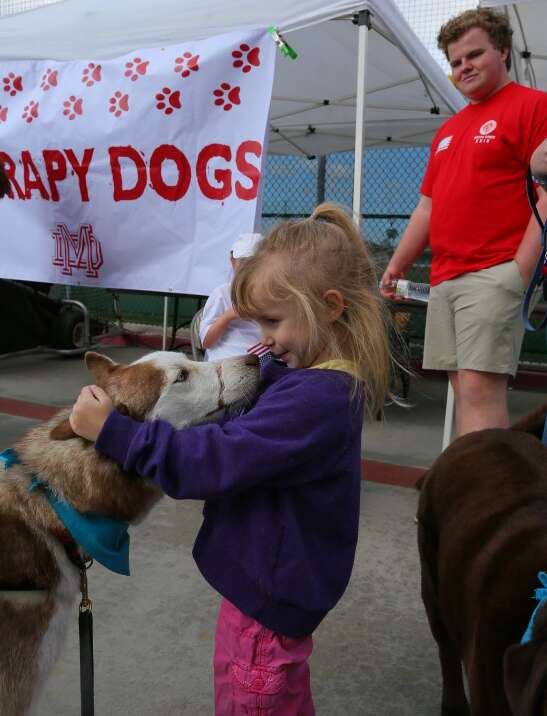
left=200, top=233, right=263, bottom=360
left=69, top=203, right=392, bottom=715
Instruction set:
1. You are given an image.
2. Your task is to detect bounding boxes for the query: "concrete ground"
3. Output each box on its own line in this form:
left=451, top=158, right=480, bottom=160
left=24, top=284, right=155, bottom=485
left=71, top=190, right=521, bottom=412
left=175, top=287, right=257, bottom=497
left=0, top=343, right=543, bottom=715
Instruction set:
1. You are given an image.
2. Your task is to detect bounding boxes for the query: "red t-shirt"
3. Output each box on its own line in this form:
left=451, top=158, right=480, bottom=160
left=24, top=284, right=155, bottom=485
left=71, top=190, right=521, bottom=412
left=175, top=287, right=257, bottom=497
left=421, top=82, right=547, bottom=286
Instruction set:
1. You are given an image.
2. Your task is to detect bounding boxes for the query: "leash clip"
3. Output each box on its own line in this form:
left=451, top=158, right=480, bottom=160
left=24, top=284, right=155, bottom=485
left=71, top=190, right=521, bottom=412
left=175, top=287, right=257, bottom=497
left=79, top=558, right=93, bottom=613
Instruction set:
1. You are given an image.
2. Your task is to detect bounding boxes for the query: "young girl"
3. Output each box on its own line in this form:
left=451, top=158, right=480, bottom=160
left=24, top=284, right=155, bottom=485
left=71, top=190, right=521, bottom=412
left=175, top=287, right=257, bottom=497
left=69, top=203, right=391, bottom=715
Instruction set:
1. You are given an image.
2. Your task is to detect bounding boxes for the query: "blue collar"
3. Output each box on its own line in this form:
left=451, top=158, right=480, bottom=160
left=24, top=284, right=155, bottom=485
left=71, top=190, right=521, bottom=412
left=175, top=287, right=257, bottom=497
left=0, top=448, right=130, bottom=576
left=521, top=571, right=547, bottom=643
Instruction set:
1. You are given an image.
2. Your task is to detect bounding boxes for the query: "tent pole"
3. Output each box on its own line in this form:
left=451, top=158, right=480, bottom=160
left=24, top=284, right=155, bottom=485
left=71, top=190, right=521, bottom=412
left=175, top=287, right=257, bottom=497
left=316, top=155, right=326, bottom=205
left=441, top=382, right=455, bottom=449
left=162, top=296, right=169, bottom=350
left=352, top=10, right=371, bottom=228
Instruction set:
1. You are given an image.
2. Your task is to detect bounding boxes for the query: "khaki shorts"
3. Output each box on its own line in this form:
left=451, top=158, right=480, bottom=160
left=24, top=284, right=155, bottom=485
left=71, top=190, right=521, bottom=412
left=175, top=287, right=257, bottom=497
left=422, top=260, right=535, bottom=377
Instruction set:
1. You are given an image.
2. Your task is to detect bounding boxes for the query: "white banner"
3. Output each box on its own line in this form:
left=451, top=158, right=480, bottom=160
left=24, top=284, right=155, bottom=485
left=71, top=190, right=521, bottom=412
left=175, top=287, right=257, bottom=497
left=0, top=28, right=275, bottom=295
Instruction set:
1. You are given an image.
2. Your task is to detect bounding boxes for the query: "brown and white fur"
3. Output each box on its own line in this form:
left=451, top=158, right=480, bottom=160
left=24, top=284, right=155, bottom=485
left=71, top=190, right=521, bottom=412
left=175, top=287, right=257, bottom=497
left=418, top=401, right=547, bottom=715
left=0, top=350, right=260, bottom=716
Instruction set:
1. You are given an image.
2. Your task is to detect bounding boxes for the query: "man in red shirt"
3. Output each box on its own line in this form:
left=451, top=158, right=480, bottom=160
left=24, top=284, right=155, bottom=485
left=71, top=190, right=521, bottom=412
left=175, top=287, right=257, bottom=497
left=381, top=8, right=547, bottom=437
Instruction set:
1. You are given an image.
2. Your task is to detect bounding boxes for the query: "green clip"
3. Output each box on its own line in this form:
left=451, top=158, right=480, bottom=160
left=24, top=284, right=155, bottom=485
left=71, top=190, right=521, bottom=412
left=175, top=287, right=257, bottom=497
left=268, top=26, right=298, bottom=60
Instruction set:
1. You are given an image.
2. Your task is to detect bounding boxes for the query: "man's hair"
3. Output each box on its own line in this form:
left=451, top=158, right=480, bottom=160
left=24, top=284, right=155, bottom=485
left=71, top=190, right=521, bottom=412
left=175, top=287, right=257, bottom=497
left=0, top=164, right=10, bottom=198
left=437, top=8, right=513, bottom=71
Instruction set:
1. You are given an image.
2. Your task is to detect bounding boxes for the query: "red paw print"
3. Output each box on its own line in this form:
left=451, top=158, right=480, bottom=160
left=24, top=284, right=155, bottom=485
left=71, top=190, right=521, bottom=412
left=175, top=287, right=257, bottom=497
left=3, top=72, right=23, bottom=97
left=213, top=83, right=240, bottom=111
left=63, top=95, right=84, bottom=120
left=0, top=106, right=8, bottom=123
left=22, top=100, right=39, bottom=124
left=155, top=87, right=182, bottom=115
left=81, top=63, right=102, bottom=87
left=174, top=52, right=199, bottom=78
left=40, top=68, right=58, bottom=91
left=232, top=44, right=260, bottom=73
left=108, top=91, right=129, bottom=117
left=124, top=57, right=149, bottom=82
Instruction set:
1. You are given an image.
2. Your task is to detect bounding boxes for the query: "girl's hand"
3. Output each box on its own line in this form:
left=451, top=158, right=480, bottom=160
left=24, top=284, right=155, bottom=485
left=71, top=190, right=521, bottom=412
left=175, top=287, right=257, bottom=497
left=69, top=384, right=113, bottom=442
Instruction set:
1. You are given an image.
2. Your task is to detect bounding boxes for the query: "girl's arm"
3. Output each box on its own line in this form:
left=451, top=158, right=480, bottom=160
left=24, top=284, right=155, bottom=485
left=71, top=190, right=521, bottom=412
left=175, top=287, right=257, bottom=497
left=74, top=373, right=357, bottom=500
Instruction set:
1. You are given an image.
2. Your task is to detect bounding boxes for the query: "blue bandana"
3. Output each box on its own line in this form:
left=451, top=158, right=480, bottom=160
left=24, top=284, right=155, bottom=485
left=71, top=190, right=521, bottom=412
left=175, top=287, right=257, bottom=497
left=1, top=448, right=130, bottom=576
left=521, top=571, right=547, bottom=644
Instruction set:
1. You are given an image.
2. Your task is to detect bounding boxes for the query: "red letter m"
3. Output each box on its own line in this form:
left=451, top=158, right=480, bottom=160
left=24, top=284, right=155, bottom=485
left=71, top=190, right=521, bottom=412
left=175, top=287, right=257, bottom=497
left=52, top=223, right=104, bottom=278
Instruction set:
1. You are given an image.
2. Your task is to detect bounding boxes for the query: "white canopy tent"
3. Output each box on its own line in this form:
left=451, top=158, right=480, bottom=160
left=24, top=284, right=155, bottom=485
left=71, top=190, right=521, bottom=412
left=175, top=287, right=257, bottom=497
left=0, top=0, right=464, bottom=158
left=481, top=0, right=547, bottom=91
left=0, top=0, right=464, bottom=264
left=0, top=1, right=464, bottom=383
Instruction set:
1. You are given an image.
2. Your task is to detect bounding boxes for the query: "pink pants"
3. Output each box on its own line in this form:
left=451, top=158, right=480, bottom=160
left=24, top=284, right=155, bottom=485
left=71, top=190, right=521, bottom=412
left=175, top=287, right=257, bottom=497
left=213, top=598, right=315, bottom=716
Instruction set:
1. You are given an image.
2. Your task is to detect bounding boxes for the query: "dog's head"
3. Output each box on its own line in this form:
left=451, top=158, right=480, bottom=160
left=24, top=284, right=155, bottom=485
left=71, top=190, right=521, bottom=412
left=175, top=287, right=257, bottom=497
left=52, top=350, right=261, bottom=440
left=21, top=351, right=260, bottom=522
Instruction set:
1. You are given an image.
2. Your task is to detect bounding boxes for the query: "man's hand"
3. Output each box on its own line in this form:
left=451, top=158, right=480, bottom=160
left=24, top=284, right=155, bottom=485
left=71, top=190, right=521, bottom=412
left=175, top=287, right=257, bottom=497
left=69, top=384, right=113, bottom=442
left=531, top=139, right=547, bottom=181
left=379, top=265, right=404, bottom=299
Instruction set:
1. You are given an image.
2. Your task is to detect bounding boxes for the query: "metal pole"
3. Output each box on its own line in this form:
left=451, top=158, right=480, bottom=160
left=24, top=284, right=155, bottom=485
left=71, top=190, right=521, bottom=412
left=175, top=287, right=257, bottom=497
left=162, top=296, right=169, bottom=351
left=441, top=382, right=455, bottom=450
left=316, top=155, right=326, bottom=205
left=352, top=10, right=371, bottom=228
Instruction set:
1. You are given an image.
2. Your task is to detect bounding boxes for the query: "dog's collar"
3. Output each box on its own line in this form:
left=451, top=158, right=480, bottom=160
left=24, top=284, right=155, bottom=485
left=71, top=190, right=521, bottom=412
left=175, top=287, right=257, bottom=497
left=521, top=571, right=547, bottom=644
left=0, top=448, right=20, bottom=470
left=0, top=449, right=130, bottom=576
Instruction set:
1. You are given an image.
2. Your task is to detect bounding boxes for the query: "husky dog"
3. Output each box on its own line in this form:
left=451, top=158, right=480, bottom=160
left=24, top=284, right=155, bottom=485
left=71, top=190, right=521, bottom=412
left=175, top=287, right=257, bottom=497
left=0, top=350, right=260, bottom=716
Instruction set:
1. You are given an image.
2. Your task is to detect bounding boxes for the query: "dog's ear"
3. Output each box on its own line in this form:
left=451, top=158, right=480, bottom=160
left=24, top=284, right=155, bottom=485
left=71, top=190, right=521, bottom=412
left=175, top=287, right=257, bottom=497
left=85, top=351, right=118, bottom=386
left=50, top=418, right=78, bottom=441
left=504, top=638, right=547, bottom=714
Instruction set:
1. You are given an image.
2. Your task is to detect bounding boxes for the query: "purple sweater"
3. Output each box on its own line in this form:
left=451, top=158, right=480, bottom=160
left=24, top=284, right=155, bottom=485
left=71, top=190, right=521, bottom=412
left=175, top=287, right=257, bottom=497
left=96, top=359, right=364, bottom=637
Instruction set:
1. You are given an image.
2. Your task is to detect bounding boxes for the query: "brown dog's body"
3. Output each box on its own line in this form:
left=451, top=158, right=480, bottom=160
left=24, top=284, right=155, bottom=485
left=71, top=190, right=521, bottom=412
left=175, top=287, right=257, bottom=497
left=418, top=402, right=547, bottom=716
left=0, top=350, right=260, bottom=716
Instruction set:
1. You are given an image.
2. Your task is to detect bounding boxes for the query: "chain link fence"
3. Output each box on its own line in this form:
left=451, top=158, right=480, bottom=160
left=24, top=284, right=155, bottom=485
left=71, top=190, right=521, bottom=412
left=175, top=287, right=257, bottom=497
left=26, top=145, right=546, bottom=365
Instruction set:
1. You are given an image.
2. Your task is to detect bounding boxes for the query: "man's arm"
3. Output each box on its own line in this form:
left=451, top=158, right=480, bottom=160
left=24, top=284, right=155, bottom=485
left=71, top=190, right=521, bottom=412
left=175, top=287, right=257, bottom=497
left=531, top=139, right=547, bottom=182
left=514, top=188, right=547, bottom=285
left=380, top=195, right=431, bottom=297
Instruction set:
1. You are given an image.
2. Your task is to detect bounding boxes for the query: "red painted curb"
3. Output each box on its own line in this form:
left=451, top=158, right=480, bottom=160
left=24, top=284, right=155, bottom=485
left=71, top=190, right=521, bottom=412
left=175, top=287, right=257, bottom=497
left=0, top=397, right=61, bottom=421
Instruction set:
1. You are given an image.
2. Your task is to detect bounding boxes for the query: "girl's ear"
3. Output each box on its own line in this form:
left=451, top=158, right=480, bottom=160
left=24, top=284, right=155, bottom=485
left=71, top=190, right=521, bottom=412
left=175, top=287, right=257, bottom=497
left=322, top=289, right=345, bottom=323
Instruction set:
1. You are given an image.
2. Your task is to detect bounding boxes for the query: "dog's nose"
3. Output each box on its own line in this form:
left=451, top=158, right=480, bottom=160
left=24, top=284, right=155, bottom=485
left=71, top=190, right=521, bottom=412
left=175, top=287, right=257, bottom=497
left=244, top=353, right=259, bottom=366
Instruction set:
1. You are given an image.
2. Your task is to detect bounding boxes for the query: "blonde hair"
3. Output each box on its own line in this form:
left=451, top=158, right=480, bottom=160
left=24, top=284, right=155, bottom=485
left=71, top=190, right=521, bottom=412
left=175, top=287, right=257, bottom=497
left=232, top=203, right=392, bottom=412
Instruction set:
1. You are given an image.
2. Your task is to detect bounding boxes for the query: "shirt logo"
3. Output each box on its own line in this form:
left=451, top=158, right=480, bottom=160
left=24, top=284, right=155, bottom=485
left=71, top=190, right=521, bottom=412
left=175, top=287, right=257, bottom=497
left=479, top=120, right=497, bottom=135
left=474, top=119, right=497, bottom=144
left=436, top=135, right=453, bottom=154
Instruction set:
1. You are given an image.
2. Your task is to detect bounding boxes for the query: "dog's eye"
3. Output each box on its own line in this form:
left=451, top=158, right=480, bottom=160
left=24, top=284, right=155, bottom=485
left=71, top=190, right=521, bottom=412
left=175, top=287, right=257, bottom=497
left=174, top=368, right=188, bottom=384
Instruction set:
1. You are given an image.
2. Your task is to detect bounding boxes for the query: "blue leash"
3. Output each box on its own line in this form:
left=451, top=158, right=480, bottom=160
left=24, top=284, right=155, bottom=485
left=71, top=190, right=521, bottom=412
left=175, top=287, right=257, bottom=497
left=522, top=170, right=547, bottom=332
left=522, top=572, right=547, bottom=643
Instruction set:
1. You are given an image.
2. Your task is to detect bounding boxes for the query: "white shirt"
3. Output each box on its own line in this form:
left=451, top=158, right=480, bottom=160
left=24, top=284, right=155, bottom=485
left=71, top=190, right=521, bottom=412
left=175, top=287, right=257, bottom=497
left=199, top=282, right=262, bottom=361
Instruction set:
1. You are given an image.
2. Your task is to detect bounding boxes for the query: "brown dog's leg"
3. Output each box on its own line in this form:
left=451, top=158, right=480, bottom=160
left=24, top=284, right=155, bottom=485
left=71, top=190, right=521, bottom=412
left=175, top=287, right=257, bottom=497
left=418, top=520, right=470, bottom=716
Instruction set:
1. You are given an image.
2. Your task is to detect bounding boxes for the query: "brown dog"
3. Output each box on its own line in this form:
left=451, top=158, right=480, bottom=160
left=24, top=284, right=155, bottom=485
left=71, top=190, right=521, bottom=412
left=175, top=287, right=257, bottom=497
left=0, top=349, right=260, bottom=716
left=418, top=401, right=547, bottom=716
